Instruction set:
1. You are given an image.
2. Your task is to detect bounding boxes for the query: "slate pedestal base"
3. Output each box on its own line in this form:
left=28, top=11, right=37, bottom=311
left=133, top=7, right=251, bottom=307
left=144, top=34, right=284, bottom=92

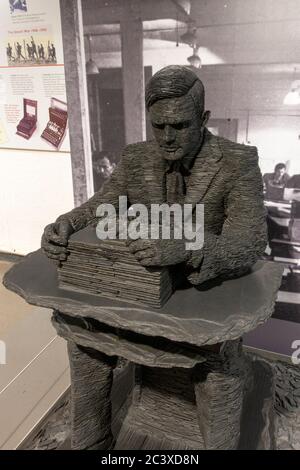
left=53, top=312, right=276, bottom=450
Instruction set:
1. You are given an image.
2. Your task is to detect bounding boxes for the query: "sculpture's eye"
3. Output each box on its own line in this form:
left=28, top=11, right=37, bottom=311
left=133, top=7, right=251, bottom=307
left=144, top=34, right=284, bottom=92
left=151, top=122, right=165, bottom=130
left=172, top=121, right=190, bottom=130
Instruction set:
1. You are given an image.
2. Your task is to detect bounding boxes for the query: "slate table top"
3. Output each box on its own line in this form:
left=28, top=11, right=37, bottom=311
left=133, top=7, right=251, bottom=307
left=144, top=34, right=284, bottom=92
left=3, top=250, right=283, bottom=347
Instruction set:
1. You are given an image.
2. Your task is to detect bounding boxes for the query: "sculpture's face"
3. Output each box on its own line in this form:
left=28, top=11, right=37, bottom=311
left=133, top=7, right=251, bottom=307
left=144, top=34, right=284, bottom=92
left=150, top=94, right=205, bottom=162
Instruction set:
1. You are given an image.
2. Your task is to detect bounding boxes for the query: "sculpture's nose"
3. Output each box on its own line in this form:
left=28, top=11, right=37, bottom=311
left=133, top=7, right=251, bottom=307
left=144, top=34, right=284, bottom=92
left=164, top=125, right=175, bottom=144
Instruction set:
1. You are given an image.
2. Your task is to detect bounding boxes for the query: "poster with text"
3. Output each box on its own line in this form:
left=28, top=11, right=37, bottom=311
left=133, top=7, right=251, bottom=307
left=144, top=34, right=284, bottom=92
left=0, top=0, right=70, bottom=152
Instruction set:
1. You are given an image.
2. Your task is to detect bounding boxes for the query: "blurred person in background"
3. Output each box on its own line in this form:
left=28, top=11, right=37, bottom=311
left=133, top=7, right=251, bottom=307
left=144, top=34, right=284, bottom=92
left=263, top=163, right=290, bottom=200
left=92, top=151, right=116, bottom=192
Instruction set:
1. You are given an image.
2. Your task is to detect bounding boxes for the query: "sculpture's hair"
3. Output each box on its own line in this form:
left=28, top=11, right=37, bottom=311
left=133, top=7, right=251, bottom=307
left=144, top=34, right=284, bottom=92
left=145, top=65, right=205, bottom=117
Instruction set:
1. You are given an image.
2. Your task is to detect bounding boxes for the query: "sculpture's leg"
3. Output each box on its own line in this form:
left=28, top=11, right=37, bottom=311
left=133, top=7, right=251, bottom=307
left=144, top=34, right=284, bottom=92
left=67, top=341, right=117, bottom=450
left=193, top=339, right=246, bottom=450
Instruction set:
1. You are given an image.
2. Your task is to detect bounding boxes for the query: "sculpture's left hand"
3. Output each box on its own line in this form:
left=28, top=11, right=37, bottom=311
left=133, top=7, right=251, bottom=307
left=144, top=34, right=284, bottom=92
left=127, top=237, right=189, bottom=266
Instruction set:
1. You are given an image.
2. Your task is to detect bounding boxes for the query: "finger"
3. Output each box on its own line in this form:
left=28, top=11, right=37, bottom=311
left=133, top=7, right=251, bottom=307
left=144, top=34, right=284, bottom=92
left=43, top=223, right=66, bottom=246
left=139, top=257, right=156, bottom=266
left=57, top=221, right=73, bottom=243
left=49, top=258, right=61, bottom=267
left=42, top=249, right=67, bottom=262
left=43, top=224, right=56, bottom=243
left=44, top=249, right=67, bottom=261
left=42, top=242, right=66, bottom=255
left=46, top=252, right=67, bottom=262
left=134, top=249, right=153, bottom=261
left=128, top=239, right=152, bottom=253
left=126, top=236, right=141, bottom=247
left=50, top=223, right=69, bottom=246
left=43, top=243, right=68, bottom=255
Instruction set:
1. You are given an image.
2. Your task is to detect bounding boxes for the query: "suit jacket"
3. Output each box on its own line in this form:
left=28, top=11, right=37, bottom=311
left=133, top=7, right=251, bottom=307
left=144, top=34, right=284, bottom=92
left=58, top=130, right=267, bottom=285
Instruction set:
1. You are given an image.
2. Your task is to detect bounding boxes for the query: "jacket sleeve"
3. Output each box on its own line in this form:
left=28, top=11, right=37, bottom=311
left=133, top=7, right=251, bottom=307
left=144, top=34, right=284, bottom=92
left=56, top=148, right=129, bottom=231
left=185, top=148, right=268, bottom=285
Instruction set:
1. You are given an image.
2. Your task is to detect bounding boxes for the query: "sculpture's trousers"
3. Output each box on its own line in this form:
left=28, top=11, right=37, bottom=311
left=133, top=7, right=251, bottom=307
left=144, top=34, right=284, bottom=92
left=67, top=341, right=117, bottom=450
left=193, top=340, right=246, bottom=449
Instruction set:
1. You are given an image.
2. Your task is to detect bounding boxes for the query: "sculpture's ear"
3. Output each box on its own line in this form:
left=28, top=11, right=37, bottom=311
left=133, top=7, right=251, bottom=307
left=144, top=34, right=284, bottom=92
left=201, top=110, right=211, bottom=129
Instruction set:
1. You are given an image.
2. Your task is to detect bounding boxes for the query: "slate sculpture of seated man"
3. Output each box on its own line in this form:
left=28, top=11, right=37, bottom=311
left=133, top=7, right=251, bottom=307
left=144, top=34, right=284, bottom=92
left=42, top=65, right=267, bottom=287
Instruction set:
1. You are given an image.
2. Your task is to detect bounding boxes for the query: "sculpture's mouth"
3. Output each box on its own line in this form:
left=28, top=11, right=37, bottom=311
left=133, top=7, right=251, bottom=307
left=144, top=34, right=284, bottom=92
left=160, top=147, right=177, bottom=152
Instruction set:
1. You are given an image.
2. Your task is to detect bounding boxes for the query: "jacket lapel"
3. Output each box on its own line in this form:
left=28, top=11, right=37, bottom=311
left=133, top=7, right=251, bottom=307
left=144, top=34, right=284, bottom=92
left=184, top=130, right=223, bottom=207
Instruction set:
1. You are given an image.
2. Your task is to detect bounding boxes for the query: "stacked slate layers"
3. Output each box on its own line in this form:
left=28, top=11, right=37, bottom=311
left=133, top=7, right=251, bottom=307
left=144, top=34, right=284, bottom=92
left=58, top=226, right=173, bottom=308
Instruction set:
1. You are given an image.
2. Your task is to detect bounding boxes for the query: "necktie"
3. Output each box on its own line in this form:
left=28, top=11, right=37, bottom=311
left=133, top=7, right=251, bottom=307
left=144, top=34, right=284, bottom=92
left=166, top=160, right=190, bottom=204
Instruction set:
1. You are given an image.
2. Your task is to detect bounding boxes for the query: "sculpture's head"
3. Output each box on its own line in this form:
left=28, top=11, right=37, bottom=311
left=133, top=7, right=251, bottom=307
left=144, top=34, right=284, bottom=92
left=145, top=65, right=210, bottom=162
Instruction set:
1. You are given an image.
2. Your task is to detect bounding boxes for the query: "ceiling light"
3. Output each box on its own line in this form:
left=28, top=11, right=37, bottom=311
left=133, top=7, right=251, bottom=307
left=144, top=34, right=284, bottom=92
left=86, top=58, right=99, bottom=75
left=85, top=35, right=99, bottom=75
left=187, top=46, right=202, bottom=69
left=187, top=52, right=202, bottom=69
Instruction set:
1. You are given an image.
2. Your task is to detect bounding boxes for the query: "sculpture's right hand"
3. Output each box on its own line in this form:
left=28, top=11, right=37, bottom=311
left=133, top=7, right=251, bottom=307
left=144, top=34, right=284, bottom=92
left=41, top=219, right=74, bottom=264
